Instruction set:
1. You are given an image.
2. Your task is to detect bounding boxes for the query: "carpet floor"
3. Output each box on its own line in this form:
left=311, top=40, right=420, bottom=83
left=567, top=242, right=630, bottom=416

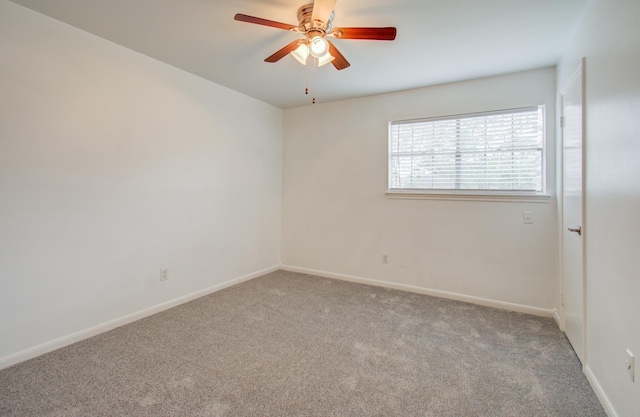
left=0, top=270, right=605, bottom=416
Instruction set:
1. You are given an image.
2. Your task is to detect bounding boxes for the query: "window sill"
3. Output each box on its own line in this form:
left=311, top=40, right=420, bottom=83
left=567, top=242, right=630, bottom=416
left=386, top=190, right=552, bottom=203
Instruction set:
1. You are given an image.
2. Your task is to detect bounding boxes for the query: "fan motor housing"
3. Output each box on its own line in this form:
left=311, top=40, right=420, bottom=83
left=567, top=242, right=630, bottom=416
left=297, top=3, right=334, bottom=32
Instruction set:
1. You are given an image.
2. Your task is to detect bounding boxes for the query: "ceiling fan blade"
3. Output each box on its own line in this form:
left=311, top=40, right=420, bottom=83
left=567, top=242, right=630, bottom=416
left=311, top=0, right=337, bottom=28
left=332, top=27, right=397, bottom=41
left=327, top=41, right=350, bottom=70
left=234, top=14, right=296, bottom=31
left=265, top=40, right=303, bottom=63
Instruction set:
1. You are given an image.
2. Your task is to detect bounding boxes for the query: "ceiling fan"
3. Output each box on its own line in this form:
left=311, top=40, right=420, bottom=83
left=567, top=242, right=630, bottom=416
left=234, top=0, right=397, bottom=71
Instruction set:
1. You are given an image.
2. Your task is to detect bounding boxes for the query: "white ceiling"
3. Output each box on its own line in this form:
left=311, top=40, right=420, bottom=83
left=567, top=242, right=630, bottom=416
left=10, top=0, right=588, bottom=108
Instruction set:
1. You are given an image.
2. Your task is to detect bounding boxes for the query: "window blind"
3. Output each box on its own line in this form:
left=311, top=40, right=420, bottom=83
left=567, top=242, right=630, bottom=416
left=389, top=106, right=545, bottom=192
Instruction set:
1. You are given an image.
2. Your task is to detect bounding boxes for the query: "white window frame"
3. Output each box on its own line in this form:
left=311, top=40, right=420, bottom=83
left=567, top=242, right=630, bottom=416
left=386, top=106, right=550, bottom=202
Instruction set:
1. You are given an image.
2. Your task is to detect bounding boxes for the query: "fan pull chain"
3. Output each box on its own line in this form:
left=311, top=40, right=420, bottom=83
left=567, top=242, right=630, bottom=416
left=305, top=54, right=309, bottom=96
left=302, top=55, right=317, bottom=104
left=312, top=57, right=316, bottom=104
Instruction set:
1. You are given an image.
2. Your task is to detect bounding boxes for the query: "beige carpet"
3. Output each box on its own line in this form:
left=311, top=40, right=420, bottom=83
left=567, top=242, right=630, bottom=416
left=0, top=270, right=605, bottom=416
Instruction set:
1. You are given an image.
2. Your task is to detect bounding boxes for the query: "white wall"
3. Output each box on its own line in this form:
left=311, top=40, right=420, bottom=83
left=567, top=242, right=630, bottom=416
left=282, top=68, right=558, bottom=313
left=0, top=1, right=282, bottom=365
left=557, top=0, right=640, bottom=415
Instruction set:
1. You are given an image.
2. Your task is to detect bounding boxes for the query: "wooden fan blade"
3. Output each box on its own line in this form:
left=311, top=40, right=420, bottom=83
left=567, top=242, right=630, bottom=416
left=265, top=40, right=303, bottom=63
left=311, top=0, right=337, bottom=28
left=327, top=41, right=350, bottom=70
left=332, top=27, right=397, bottom=41
left=234, top=14, right=296, bottom=31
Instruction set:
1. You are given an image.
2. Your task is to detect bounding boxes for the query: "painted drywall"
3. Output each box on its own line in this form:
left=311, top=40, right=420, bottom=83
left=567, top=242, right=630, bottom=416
left=282, top=68, right=558, bottom=311
left=557, top=0, right=640, bottom=415
left=0, top=1, right=282, bottom=363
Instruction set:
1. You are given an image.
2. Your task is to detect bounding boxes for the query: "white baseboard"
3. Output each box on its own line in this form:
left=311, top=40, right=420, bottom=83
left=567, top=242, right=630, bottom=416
left=281, top=264, right=555, bottom=318
left=0, top=265, right=279, bottom=371
left=584, top=365, right=619, bottom=417
left=553, top=308, right=563, bottom=330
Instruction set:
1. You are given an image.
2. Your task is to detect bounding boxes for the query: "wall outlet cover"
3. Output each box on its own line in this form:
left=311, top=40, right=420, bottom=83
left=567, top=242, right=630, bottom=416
left=626, top=349, right=635, bottom=382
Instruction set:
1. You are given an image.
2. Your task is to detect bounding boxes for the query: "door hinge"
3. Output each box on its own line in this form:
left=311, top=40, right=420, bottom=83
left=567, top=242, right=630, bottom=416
left=560, top=116, right=565, bottom=128
left=560, top=291, right=565, bottom=307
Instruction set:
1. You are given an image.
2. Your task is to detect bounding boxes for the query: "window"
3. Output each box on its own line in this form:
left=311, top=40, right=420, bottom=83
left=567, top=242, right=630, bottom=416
left=388, top=106, right=546, bottom=199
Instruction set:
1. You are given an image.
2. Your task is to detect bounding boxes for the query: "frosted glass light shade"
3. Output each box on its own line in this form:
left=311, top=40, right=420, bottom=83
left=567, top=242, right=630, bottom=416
left=316, top=51, right=335, bottom=67
left=309, top=36, right=329, bottom=58
left=291, top=43, right=310, bottom=65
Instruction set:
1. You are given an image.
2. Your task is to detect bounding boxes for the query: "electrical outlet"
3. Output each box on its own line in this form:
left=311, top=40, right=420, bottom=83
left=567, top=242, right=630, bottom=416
left=382, top=253, right=389, bottom=264
left=160, top=267, right=169, bottom=281
left=626, top=349, right=635, bottom=382
left=523, top=211, right=534, bottom=224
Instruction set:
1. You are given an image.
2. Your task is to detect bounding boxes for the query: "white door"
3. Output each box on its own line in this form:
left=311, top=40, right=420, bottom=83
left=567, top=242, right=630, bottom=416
left=561, top=60, right=585, bottom=363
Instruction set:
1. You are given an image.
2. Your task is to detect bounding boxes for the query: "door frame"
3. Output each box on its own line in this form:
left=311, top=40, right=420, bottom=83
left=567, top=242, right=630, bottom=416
left=558, top=57, right=587, bottom=364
